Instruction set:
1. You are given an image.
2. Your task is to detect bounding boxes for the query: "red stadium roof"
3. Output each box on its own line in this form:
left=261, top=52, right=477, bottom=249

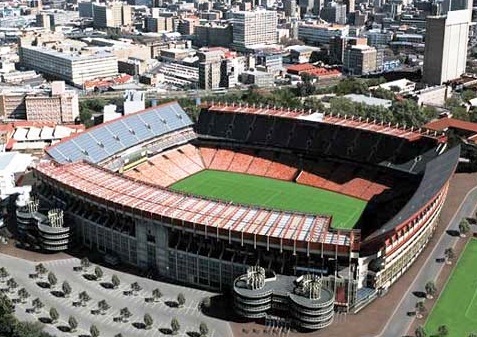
left=204, top=103, right=445, bottom=142
left=36, top=161, right=351, bottom=247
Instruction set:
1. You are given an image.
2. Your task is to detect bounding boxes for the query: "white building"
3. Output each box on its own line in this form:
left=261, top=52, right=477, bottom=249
left=0, top=152, right=33, bottom=200
left=124, top=90, right=145, bottom=115
left=232, top=10, right=278, bottom=50
left=422, top=9, right=471, bottom=85
left=20, top=45, right=118, bottom=86
left=298, top=22, right=349, bottom=45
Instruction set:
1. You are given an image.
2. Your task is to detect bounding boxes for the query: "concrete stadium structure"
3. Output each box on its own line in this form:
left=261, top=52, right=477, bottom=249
left=30, top=101, right=459, bottom=330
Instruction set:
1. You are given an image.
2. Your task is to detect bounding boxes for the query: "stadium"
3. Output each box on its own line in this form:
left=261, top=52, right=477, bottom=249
left=31, top=101, right=459, bottom=330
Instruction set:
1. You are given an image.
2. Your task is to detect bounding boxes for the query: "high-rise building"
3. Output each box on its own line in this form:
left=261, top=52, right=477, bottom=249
left=320, top=3, right=347, bottom=24
left=283, top=0, right=298, bottom=17
left=93, top=2, right=132, bottom=29
left=36, top=13, right=54, bottom=30
left=232, top=10, right=278, bottom=50
left=198, top=49, right=224, bottom=90
left=423, top=8, right=471, bottom=85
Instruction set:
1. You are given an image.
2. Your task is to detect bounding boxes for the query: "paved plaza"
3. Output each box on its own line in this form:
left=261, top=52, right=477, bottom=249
left=0, top=254, right=233, bottom=337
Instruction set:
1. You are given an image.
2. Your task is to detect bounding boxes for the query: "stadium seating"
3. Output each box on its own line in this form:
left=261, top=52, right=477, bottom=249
left=124, top=144, right=205, bottom=187
left=209, top=149, right=236, bottom=171
left=200, top=147, right=218, bottom=167
left=228, top=152, right=254, bottom=173
left=197, top=109, right=439, bottom=168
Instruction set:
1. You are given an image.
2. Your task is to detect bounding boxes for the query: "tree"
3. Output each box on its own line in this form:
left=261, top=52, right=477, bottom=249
left=425, top=281, right=437, bottom=299
left=98, top=300, right=110, bottom=314
left=62, top=281, right=72, bottom=297
left=415, top=326, right=426, bottom=337
left=17, top=288, right=30, bottom=303
left=177, top=293, right=185, bottom=307
left=415, top=301, right=426, bottom=319
left=143, top=313, right=153, bottom=329
left=0, top=267, right=9, bottom=282
left=79, top=291, right=91, bottom=306
left=120, top=307, right=132, bottom=322
left=459, top=218, right=471, bottom=237
left=68, top=316, right=78, bottom=332
left=6, top=278, right=18, bottom=292
left=81, top=257, right=91, bottom=270
left=201, top=297, right=211, bottom=311
left=90, top=324, right=100, bottom=337
left=199, top=322, right=209, bottom=337
left=131, top=282, right=142, bottom=294
left=438, top=325, right=449, bottom=337
left=94, top=266, right=103, bottom=280
left=49, top=307, right=59, bottom=323
left=35, top=263, right=47, bottom=277
left=47, top=272, right=57, bottom=288
left=444, top=247, right=455, bottom=264
left=111, top=274, right=120, bottom=289
left=32, top=298, right=44, bottom=313
left=171, top=317, right=180, bottom=335
left=462, top=89, right=477, bottom=102
left=152, top=288, right=162, bottom=302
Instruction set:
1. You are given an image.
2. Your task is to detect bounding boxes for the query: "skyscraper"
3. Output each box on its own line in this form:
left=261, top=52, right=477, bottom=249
left=232, top=10, right=278, bottom=50
left=422, top=8, right=471, bottom=85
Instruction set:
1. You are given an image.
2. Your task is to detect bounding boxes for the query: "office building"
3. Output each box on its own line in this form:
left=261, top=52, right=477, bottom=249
left=283, top=0, right=298, bottom=17
left=20, top=45, right=118, bottom=86
left=298, top=22, right=349, bottom=45
left=36, top=13, right=54, bottom=30
left=343, top=44, right=377, bottom=75
left=423, top=9, right=471, bottom=85
left=194, top=23, right=233, bottom=48
left=145, top=16, right=174, bottom=32
left=93, top=2, right=132, bottom=29
left=232, top=10, right=278, bottom=50
left=320, top=3, right=347, bottom=24
left=78, top=0, right=94, bottom=18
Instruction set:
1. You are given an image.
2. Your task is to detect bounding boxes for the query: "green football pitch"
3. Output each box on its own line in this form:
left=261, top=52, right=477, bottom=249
left=425, top=239, right=477, bottom=337
left=170, top=170, right=367, bottom=229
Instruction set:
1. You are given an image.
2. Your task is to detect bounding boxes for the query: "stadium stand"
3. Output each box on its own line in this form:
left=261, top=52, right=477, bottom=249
left=47, top=102, right=193, bottom=164
left=209, top=149, right=236, bottom=171
left=197, top=106, right=442, bottom=171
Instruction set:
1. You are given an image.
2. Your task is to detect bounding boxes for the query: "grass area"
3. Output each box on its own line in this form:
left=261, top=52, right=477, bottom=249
left=170, top=170, right=367, bottom=229
left=425, top=239, right=477, bottom=337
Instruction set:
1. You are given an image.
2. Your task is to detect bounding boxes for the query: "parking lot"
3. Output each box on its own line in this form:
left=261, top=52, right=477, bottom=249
left=0, top=253, right=233, bottom=337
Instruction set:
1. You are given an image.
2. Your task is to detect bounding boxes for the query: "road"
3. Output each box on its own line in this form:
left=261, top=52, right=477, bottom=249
left=0, top=256, right=233, bottom=337
left=377, top=186, right=477, bottom=337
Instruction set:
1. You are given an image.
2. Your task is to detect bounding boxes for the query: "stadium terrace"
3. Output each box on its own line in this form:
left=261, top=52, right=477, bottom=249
left=33, top=101, right=459, bottom=330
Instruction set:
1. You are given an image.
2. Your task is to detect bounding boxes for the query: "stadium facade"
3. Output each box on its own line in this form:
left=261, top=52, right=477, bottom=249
left=31, top=101, right=459, bottom=329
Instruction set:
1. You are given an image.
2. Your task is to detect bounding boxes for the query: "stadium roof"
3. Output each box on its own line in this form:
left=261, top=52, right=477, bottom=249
left=366, top=145, right=460, bottom=241
left=204, top=103, right=445, bottom=142
left=424, top=118, right=477, bottom=134
left=35, top=161, right=351, bottom=247
left=46, top=102, right=193, bottom=164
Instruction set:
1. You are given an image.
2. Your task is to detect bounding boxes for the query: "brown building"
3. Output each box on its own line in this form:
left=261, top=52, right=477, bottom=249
left=0, top=81, right=79, bottom=123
